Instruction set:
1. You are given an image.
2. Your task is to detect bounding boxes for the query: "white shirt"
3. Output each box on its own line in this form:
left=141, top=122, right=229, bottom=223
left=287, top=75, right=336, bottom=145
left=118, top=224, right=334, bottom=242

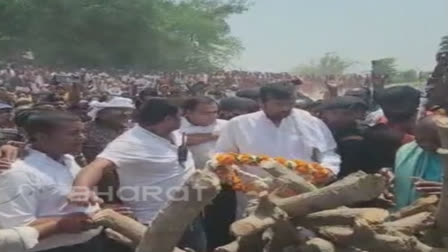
left=0, top=227, right=39, bottom=252
left=0, top=149, right=101, bottom=251
left=179, top=118, right=228, bottom=169
left=215, top=109, right=341, bottom=175
left=98, top=125, right=195, bottom=224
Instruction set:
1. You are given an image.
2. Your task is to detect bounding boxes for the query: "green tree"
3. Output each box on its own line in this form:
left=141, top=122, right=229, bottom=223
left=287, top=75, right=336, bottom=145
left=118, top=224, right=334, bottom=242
left=372, top=58, right=397, bottom=81
left=440, top=35, right=448, bottom=53
left=0, top=0, right=248, bottom=71
left=392, top=69, right=418, bottom=83
left=292, top=52, right=354, bottom=76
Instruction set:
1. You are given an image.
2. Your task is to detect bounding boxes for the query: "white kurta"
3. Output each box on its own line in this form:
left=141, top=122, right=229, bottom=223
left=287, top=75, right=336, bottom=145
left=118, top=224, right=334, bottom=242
left=0, top=227, right=39, bottom=252
left=179, top=117, right=228, bottom=169
left=0, top=149, right=101, bottom=251
left=98, top=125, right=195, bottom=224
left=214, top=109, right=341, bottom=218
left=215, top=109, right=341, bottom=175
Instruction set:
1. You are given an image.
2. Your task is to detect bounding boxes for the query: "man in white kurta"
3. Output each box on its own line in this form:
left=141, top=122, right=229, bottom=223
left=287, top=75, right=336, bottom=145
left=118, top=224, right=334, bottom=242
left=179, top=97, right=228, bottom=169
left=178, top=97, right=231, bottom=250
left=214, top=108, right=340, bottom=175
left=180, top=117, right=227, bottom=169
left=0, top=149, right=102, bottom=251
left=97, top=124, right=195, bottom=224
left=214, top=84, right=341, bottom=217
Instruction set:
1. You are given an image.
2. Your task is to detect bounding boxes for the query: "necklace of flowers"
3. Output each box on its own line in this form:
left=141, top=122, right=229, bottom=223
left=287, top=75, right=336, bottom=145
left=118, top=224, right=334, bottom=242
left=209, top=153, right=331, bottom=192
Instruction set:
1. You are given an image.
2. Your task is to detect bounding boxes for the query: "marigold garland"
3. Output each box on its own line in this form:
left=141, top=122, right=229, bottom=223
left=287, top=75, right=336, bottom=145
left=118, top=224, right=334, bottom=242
left=211, top=153, right=332, bottom=192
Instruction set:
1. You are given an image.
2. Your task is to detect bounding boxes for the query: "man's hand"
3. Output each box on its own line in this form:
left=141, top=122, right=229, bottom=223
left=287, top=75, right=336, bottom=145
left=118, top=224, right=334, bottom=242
left=414, top=179, right=443, bottom=195
left=102, top=203, right=134, bottom=218
left=376, top=168, right=396, bottom=207
left=0, top=143, right=22, bottom=173
left=0, top=159, right=12, bottom=174
left=0, top=144, right=20, bottom=161
left=379, top=168, right=395, bottom=188
left=56, top=214, right=94, bottom=233
left=67, top=187, right=103, bottom=207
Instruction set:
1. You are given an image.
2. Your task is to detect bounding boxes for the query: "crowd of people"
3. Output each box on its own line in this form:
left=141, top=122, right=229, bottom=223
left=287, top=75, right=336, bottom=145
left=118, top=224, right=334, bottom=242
left=0, top=61, right=444, bottom=252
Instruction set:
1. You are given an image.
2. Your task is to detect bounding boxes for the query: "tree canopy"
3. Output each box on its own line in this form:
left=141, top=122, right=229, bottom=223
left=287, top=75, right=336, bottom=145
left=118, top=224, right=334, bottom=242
left=292, top=53, right=355, bottom=76
left=0, top=0, right=248, bottom=71
left=440, top=35, right=448, bottom=53
left=371, top=58, right=397, bottom=79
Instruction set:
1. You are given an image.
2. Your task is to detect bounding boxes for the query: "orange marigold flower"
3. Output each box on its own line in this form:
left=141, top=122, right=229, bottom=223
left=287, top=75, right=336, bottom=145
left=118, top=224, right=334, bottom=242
left=274, top=157, right=287, bottom=166
left=216, top=154, right=236, bottom=166
left=294, top=159, right=307, bottom=167
left=295, top=164, right=311, bottom=174
left=314, top=168, right=330, bottom=178
left=237, top=154, right=255, bottom=165
left=257, top=155, right=271, bottom=162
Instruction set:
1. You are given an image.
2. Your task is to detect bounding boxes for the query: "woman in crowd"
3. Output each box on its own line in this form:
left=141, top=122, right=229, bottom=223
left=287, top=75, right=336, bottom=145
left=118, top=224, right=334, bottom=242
left=394, top=115, right=444, bottom=209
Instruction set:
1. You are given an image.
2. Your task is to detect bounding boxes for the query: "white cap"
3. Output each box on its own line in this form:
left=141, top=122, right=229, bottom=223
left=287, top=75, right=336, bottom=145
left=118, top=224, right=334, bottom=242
left=88, top=97, right=134, bottom=119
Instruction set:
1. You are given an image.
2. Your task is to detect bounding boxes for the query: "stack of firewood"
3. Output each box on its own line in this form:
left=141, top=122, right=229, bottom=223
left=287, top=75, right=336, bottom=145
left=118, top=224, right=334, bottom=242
left=90, top=117, right=448, bottom=252
left=89, top=48, right=448, bottom=252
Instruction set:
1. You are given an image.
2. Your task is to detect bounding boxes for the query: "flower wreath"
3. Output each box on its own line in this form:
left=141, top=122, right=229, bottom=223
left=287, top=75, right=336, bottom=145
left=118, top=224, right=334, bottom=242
left=209, top=153, right=332, bottom=192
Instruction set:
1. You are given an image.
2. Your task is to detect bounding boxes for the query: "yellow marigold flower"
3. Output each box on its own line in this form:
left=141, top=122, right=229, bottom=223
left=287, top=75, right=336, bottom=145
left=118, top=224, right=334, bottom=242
left=285, top=160, right=296, bottom=169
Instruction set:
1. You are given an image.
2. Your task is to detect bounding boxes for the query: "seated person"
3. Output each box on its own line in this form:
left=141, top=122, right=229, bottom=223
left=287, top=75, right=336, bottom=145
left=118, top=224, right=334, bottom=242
left=394, top=115, right=444, bottom=209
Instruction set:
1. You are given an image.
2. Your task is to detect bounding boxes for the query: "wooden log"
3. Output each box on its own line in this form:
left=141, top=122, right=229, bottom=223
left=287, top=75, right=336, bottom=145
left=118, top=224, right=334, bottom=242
left=92, top=209, right=193, bottom=252
left=317, top=226, right=354, bottom=244
left=262, top=165, right=317, bottom=194
left=317, top=219, right=446, bottom=252
left=230, top=192, right=288, bottom=237
left=436, top=116, right=448, bottom=233
left=92, top=209, right=146, bottom=247
left=379, top=212, right=434, bottom=235
left=104, top=228, right=134, bottom=247
left=274, top=172, right=387, bottom=218
left=214, top=232, right=265, bottom=252
left=298, top=237, right=336, bottom=252
left=136, top=170, right=221, bottom=252
left=262, top=220, right=300, bottom=252
left=390, top=195, right=438, bottom=220
left=296, top=207, right=389, bottom=227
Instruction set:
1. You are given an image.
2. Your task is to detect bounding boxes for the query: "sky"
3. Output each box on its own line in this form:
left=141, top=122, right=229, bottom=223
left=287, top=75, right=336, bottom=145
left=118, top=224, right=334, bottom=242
left=227, top=0, right=448, bottom=73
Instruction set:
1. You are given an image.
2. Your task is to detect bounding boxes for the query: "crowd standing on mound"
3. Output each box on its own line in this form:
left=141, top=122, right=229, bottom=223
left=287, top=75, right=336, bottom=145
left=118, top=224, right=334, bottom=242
left=0, top=62, right=443, bottom=252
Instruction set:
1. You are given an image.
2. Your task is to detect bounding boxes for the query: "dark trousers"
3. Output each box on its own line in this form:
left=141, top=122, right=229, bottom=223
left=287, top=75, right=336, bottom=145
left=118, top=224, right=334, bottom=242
left=204, top=185, right=236, bottom=251
left=178, top=216, right=207, bottom=252
left=38, top=232, right=133, bottom=252
left=38, top=234, right=105, bottom=252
